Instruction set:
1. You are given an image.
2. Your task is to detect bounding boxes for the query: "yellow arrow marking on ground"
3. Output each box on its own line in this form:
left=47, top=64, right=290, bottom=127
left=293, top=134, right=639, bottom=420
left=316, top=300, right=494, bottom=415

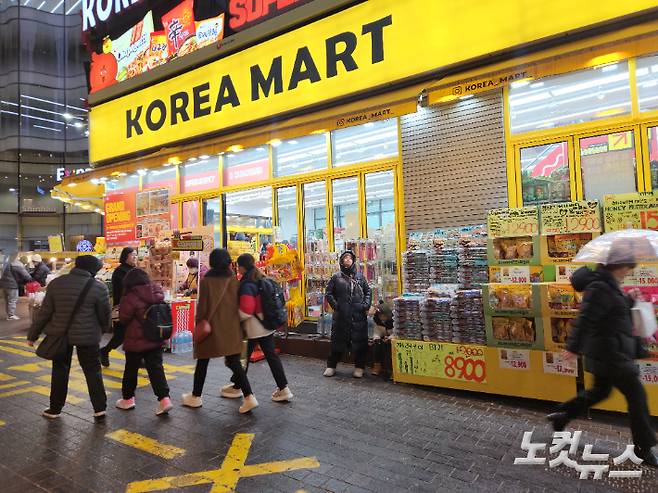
left=125, top=433, right=320, bottom=493
left=0, top=420, right=5, bottom=426
left=107, top=430, right=186, bottom=459
left=0, top=372, right=17, bottom=381
left=0, top=384, right=83, bottom=403
left=0, top=345, right=37, bottom=358
left=0, top=381, right=30, bottom=390
left=0, top=340, right=33, bottom=348
left=7, top=362, right=50, bottom=373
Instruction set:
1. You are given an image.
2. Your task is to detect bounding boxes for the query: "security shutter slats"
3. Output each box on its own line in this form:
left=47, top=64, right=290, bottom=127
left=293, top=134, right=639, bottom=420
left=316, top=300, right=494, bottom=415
left=400, top=90, right=509, bottom=232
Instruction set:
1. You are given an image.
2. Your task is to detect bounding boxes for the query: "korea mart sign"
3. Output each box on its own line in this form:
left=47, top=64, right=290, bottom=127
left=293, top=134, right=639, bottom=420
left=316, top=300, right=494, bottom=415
left=89, top=0, right=658, bottom=162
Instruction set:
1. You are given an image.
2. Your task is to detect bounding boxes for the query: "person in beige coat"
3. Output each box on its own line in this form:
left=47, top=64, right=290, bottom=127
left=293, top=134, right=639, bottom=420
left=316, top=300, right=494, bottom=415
left=182, top=249, right=258, bottom=414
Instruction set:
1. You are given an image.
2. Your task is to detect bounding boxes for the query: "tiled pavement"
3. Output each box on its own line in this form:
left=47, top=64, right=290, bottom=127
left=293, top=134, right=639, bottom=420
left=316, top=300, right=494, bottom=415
left=0, top=329, right=657, bottom=493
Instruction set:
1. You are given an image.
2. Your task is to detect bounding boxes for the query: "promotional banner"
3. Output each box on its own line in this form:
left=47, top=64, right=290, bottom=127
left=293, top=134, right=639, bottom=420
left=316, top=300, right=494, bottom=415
left=540, top=201, right=601, bottom=235
left=223, top=159, right=269, bottom=186
left=89, top=0, right=658, bottom=161
left=136, top=188, right=170, bottom=239
left=105, top=192, right=137, bottom=244
left=487, top=207, right=539, bottom=238
left=394, top=340, right=487, bottom=383
left=604, top=192, right=658, bottom=232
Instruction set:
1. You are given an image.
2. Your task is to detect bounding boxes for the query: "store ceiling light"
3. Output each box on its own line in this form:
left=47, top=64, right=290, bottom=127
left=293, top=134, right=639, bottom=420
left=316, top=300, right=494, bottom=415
left=74, top=202, right=81, bottom=207
left=199, top=154, right=210, bottom=159
left=601, top=63, right=619, bottom=72
left=227, top=145, right=244, bottom=153
left=81, top=204, right=91, bottom=210
left=137, top=169, right=148, bottom=176
left=510, top=80, right=531, bottom=89
left=8, top=188, right=16, bottom=192
left=90, top=178, right=100, bottom=185
left=269, top=139, right=282, bottom=147
left=49, top=257, right=57, bottom=263
left=188, top=157, right=198, bottom=162
left=67, top=182, right=77, bottom=187
left=74, top=122, right=84, bottom=128
left=62, top=112, right=73, bottom=120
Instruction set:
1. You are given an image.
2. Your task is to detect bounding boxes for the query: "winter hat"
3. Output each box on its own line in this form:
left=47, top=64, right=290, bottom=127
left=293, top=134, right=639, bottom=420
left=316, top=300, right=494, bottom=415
left=75, top=255, right=103, bottom=275
left=186, top=257, right=199, bottom=268
left=119, top=247, right=136, bottom=264
left=339, top=250, right=356, bottom=265
left=32, top=254, right=42, bottom=263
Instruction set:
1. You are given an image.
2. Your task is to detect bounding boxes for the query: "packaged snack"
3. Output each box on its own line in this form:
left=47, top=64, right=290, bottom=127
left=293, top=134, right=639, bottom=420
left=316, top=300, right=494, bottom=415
left=112, top=12, right=154, bottom=82
left=148, top=31, right=169, bottom=70
left=508, top=317, right=535, bottom=342
left=516, top=240, right=533, bottom=258
left=162, top=0, right=196, bottom=57
left=196, top=14, right=225, bottom=49
left=502, top=240, right=518, bottom=259
left=551, top=318, right=575, bottom=344
left=492, top=317, right=510, bottom=340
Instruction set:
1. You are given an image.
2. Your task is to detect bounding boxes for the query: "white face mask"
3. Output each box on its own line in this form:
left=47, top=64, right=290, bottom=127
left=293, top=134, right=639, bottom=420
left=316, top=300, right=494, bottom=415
left=188, top=268, right=198, bottom=274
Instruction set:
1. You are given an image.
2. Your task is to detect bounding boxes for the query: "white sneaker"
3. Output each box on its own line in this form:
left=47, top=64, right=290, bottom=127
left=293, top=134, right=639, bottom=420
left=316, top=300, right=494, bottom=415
left=353, top=368, right=364, bottom=378
left=220, top=384, right=243, bottom=399
left=7, top=315, right=19, bottom=321
left=156, top=397, right=173, bottom=416
left=42, top=408, right=60, bottom=419
left=239, top=395, right=259, bottom=414
left=181, top=393, right=202, bottom=408
left=115, top=397, right=136, bottom=410
left=323, top=368, right=336, bottom=377
left=271, top=387, right=293, bottom=402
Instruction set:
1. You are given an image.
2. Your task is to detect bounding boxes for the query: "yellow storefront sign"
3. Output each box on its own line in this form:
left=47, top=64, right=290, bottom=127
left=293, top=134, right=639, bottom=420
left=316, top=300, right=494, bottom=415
left=487, top=206, right=539, bottom=238
left=604, top=192, right=658, bottom=231
left=89, top=0, right=658, bottom=162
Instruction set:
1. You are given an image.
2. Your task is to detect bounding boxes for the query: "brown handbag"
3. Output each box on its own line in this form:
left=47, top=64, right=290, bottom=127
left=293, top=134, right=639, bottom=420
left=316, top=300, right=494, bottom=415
left=193, top=279, right=230, bottom=344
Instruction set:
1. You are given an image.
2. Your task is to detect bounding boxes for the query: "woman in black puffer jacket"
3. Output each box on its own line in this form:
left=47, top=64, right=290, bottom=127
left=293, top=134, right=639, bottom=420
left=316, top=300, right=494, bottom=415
left=324, top=250, right=372, bottom=378
left=548, top=258, right=657, bottom=466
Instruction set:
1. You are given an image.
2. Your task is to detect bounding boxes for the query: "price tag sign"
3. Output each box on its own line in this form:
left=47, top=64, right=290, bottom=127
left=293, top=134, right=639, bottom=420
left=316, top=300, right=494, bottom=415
left=542, top=351, right=577, bottom=377
left=638, top=361, right=658, bottom=385
left=498, top=349, right=530, bottom=370
left=604, top=192, right=658, bottom=232
left=540, top=201, right=601, bottom=235
left=623, top=265, right=658, bottom=286
left=487, top=206, right=539, bottom=239
left=555, top=264, right=581, bottom=284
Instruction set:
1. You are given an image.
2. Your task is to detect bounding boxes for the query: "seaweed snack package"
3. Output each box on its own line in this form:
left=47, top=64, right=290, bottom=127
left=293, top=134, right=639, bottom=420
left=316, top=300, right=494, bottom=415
left=162, top=0, right=197, bottom=58
left=113, top=12, right=154, bottom=82
left=196, top=14, right=225, bottom=49
left=148, top=31, right=169, bottom=69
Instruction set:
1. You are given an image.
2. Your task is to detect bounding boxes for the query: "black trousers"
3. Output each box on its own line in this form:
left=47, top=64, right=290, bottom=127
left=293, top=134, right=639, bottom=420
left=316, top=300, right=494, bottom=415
left=373, top=339, right=392, bottom=370
left=101, top=322, right=125, bottom=354
left=122, top=348, right=169, bottom=401
left=328, top=346, right=368, bottom=369
left=194, top=355, right=252, bottom=397
left=559, top=371, right=657, bottom=449
left=231, top=334, right=288, bottom=390
left=51, top=345, right=106, bottom=413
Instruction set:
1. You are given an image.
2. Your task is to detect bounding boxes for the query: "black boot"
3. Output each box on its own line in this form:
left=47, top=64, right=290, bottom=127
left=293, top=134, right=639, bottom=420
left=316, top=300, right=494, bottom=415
left=100, top=349, right=110, bottom=368
left=546, top=412, right=569, bottom=432
left=636, top=447, right=658, bottom=468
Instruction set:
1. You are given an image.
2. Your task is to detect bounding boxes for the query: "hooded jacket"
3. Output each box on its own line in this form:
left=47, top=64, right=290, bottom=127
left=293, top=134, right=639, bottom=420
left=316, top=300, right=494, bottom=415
left=567, top=266, right=645, bottom=376
left=0, top=260, right=32, bottom=290
left=31, top=262, right=51, bottom=287
left=325, top=251, right=372, bottom=353
left=119, top=283, right=165, bottom=353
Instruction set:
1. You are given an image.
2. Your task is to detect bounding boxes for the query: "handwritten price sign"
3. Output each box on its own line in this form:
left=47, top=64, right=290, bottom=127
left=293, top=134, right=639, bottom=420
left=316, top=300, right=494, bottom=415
left=488, top=206, right=539, bottom=239
left=604, top=192, right=658, bottom=232
left=395, top=340, right=487, bottom=383
left=540, top=201, right=601, bottom=235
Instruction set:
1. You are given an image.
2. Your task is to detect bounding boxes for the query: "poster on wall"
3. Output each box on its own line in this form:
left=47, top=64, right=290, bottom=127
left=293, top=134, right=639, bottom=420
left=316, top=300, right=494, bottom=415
left=136, top=189, right=170, bottom=239
left=105, top=192, right=137, bottom=244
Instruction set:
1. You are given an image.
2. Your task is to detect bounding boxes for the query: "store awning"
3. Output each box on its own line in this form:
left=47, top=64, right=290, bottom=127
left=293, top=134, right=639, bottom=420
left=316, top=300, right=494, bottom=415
left=61, top=80, right=427, bottom=187
left=51, top=181, right=104, bottom=213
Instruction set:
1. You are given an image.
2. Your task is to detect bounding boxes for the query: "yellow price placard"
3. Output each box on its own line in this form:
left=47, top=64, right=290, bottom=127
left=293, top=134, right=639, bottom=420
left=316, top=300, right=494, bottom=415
left=604, top=192, right=658, bottom=232
left=540, top=201, right=601, bottom=235
left=487, top=207, right=539, bottom=238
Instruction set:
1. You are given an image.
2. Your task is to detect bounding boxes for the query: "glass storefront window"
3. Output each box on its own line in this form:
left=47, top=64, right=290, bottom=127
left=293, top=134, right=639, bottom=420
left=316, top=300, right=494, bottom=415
left=332, top=177, right=359, bottom=251
left=143, top=166, right=177, bottom=190
left=580, top=130, right=637, bottom=202
left=509, top=62, right=632, bottom=134
left=276, top=187, right=298, bottom=248
left=0, top=161, right=18, bottom=213
left=636, top=54, right=658, bottom=112
left=520, top=142, right=571, bottom=205
left=648, top=126, right=658, bottom=190
left=331, top=119, right=398, bottom=166
left=223, top=146, right=269, bottom=187
left=365, top=171, right=398, bottom=302
left=180, top=157, right=219, bottom=193
left=273, top=134, right=327, bottom=177
left=182, top=201, right=199, bottom=228
left=225, top=187, right=272, bottom=260
left=303, top=182, right=327, bottom=242
left=20, top=162, right=63, bottom=214
left=203, top=198, right=222, bottom=246
left=303, top=181, right=328, bottom=318
left=105, top=174, right=139, bottom=193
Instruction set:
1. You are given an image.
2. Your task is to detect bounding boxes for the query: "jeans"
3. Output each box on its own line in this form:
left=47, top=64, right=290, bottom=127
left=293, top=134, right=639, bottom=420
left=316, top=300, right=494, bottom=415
left=101, top=322, right=126, bottom=355
left=231, top=334, right=288, bottom=390
left=122, top=348, right=169, bottom=401
left=50, top=345, right=106, bottom=413
left=194, top=355, right=253, bottom=397
left=559, top=371, right=658, bottom=449
left=3, top=289, right=18, bottom=317
left=327, top=347, right=367, bottom=369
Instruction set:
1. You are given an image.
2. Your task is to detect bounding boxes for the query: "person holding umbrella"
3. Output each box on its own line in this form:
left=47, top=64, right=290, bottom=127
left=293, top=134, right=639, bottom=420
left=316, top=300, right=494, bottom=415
left=547, top=234, right=658, bottom=466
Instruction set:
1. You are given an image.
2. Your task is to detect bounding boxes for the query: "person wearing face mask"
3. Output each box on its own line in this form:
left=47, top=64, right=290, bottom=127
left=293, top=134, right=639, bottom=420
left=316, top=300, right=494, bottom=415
left=547, top=246, right=658, bottom=467
left=323, top=250, right=372, bottom=378
left=179, top=257, right=207, bottom=298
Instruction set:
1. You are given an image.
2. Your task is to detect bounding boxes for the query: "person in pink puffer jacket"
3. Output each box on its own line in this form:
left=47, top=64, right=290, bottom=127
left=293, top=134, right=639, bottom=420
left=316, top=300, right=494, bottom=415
left=117, top=268, right=172, bottom=416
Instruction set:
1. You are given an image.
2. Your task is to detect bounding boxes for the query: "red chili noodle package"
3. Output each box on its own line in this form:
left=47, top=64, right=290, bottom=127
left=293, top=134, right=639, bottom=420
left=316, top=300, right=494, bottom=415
left=162, top=0, right=197, bottom=57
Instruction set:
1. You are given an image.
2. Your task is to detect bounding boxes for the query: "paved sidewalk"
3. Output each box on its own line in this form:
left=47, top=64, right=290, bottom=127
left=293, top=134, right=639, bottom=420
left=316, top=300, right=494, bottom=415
left=0, top=331, right=656, bottom=493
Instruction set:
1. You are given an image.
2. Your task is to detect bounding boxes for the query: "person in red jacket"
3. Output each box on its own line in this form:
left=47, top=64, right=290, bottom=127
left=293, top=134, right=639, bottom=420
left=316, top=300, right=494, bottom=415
left=116, top=268, right=172, bottom=416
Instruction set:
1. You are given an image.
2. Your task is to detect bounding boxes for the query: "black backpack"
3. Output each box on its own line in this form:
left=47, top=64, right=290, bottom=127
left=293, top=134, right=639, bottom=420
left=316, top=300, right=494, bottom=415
left=142, top=302, right=173, bottom=341
left=258, top=278, right=287, bottom=331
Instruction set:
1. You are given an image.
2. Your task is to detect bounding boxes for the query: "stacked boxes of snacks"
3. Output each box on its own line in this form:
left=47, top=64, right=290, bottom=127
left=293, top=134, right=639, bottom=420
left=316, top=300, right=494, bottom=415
left=540, top=283, right=582, bottom=351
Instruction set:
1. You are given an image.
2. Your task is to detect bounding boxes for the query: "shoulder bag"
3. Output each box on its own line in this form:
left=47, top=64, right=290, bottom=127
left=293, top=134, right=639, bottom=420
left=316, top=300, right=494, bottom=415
left=36, top=276, right=96, bottom=361
left=193, top=279, right=230, bottom=345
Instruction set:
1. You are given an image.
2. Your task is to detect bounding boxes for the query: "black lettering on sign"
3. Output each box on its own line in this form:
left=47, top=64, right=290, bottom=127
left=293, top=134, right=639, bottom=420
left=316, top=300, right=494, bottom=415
left=145, top=100, right=167, bottom=132
left=362, top=15, right=392, bottom=64
left=251, top=56, right=283, bottom=101
left=325, top=32, right=358, bottom=78
left=193, top=82, right=211, bottom=118
left=170, top=91, right=190, bottom=125
left=288, top=46, right=321, bottom=90
left=214, top=75, right=241, bottom=112
left=126, top=105, right=143, bottom=138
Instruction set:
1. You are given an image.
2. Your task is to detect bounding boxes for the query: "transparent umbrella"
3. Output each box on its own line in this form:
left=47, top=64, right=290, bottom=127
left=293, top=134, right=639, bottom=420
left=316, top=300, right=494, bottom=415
left=573, top=229, right=658, bottom=265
